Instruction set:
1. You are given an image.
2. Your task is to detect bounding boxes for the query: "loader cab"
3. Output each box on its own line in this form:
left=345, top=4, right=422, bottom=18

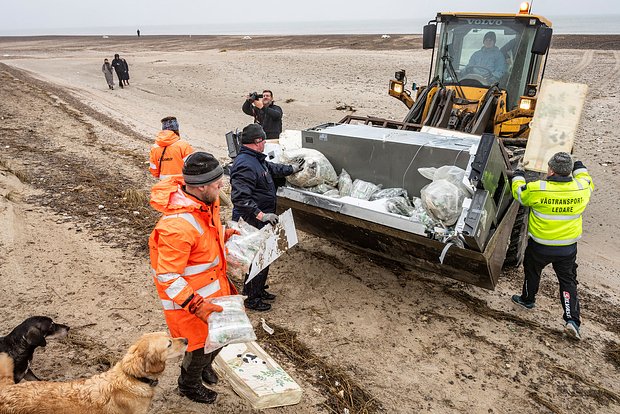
left=430, top=13, right=552, bottom=112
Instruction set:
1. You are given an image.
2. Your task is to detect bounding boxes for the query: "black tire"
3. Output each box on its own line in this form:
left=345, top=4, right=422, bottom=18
left=503, top=204, right=528, bottom=268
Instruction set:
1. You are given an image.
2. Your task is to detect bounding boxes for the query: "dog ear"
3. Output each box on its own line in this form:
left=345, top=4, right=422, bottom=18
left=145, top=348, right=166, bottom=375
left=25, top=327, right=47, bottom=348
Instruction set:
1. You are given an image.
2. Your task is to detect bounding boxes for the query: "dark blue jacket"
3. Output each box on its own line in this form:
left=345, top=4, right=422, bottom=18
left=230, top=146, right=293, bottom=228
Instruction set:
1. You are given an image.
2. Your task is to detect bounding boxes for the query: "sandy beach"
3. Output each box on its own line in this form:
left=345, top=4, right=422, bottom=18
left=0, top=35, right=619, bottom=413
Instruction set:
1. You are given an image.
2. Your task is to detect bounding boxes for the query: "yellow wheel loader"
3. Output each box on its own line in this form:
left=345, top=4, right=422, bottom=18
left=272, top=3, right=586, bottom=289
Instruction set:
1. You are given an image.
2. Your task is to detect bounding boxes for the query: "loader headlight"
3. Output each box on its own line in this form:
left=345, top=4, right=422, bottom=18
left=390, top=80, right=404, bottom=94
left=519, top=98, right=532, bottom=110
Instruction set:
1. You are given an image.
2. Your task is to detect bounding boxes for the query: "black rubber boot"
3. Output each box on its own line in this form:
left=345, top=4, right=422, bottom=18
left=178, top=350, right=217, bottom=404
left=261, top=290, right=276, bottom=301
left=201, top=349, right=221, bottom=385
left=245, top=298, right=271, bottom=311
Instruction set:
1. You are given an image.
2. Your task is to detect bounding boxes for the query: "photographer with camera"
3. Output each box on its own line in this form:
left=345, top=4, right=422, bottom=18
left=242, top=89, right=283, bottom=139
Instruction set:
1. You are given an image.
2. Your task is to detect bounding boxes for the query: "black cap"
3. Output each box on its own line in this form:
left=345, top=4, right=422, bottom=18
left=240, top=124, right=266, bottom=144
left=182, top=152, right=224, bottom=185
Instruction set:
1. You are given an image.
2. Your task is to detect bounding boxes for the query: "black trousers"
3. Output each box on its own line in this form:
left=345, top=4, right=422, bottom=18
left=114, top=70, right=123, bottom=86
left=521, top=243, right=580, bottom=326
left=243, top=265, right=269, bottom=301
left=178, top=348, right=221, bottom=388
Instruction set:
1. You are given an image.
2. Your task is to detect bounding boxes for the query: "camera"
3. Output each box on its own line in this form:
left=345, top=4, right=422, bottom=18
left=249, top=91, right=264, bottom=101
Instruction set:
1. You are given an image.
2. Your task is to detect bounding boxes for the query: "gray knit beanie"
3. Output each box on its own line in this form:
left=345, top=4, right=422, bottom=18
left=548, top=152, right=573, bottom=176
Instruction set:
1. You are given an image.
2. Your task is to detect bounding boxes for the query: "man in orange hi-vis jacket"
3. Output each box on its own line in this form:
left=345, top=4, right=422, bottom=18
left=149, top=116, right=194, bottom=180
left=149, top=152, right=238, bottom=404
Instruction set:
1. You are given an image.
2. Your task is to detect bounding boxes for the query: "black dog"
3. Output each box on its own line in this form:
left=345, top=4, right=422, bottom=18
left=0, top=316, right=69, bottom=383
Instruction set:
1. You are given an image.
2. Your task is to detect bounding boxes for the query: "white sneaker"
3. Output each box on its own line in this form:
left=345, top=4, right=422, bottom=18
left=564, top=320, right=581, bottom=340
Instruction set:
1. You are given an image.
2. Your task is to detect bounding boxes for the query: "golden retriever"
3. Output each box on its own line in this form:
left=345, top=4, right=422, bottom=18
left=0, top=332, right=187, bottom=414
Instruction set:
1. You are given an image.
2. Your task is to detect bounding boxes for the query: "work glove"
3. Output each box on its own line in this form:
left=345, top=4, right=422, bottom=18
left=572, top=160, right=586, bottom=171
left=186, top=295, right=223, bottom=324
left=257, top=212, right=279, bottom=226
left=225, top=228, right=240, bottom=242
left=290, top=157, right=306, bottom=174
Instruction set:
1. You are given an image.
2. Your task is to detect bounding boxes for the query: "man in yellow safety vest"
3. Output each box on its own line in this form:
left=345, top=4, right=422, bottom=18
left=510, top=152, right=594, bottom=340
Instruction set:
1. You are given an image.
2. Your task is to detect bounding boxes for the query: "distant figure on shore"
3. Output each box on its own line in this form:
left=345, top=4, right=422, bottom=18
left=101, top=58, right=114, bottom=90
left=137, top=29, right=141, bottom=37
left=112, top=54, right=130, bottom=88
left=111, top=54, right=126, bottom=88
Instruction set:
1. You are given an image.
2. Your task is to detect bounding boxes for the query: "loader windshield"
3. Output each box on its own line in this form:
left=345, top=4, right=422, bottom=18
left=435, top=16, right=542, bottom=110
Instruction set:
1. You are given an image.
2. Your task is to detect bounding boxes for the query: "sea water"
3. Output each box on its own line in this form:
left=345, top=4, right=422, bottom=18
left=1, top=15, right=619, bottom=36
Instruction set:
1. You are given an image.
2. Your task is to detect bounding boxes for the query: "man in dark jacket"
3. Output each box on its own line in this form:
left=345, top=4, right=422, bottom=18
left=242, top=90, right=283, bottom=139
left=111, top=54, right=128, bottom=88
left=230, top=124, right=304, bottom=311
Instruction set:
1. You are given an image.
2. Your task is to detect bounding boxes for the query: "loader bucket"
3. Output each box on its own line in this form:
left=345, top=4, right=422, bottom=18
left=276, top=123, right=517, bottom=289
left=277, top=193, right=518, bottom=290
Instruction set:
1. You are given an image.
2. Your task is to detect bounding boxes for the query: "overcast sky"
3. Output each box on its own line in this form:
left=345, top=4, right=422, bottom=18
left=3, top=0, right=619, bottom=34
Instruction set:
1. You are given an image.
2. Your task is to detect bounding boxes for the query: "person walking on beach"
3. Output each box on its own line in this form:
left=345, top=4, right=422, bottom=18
left=230, top=124, right=304, bottom=311
left=242, top=90, right=283, bottom=139
left=137, top=29, right=141, bottom=37
left=111, top=54, right=128, bottom=88
left=510, top=152, right=594, bottom=340
left=101, top=58, right=114, bottom=90
left=121, top=57, right=130, bottom=86
left=149, top=116, right=194, bottom=180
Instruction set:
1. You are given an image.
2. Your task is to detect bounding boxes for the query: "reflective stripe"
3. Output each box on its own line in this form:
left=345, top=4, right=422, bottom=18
left=574, top=179, right=583, bottom=190
left=161, top=280, right=222, bottom=310
left=149, top=162, right=157, bottom=169
left=516, top=185, right=525, bottom=205
left=165, top=277, right=189, bottom=299
left=573, top=168, right=588, bottom=176
left=183, top=256, right=220, bottom=276
left=161, top=299, right=183, bottom=310
left=162, top=213, right=204, bottom=235
left=529, top=233, right=581, bottom=245
left=512, top=175, right=525, bottom=184
left=156, top=272, right=181, bottom=283
left=196, top=279, right=221, bottom=298
left=539, top=181, right=546, bottom=190
left=532, top=209, right=581, bottom=221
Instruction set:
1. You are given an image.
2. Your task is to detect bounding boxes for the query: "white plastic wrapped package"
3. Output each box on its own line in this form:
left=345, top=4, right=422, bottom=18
left=385, top=197, right=415, bottom=217
left=307, top=183, right=337, bottom=194
left=204, top=295, right=257, bottom=354
left=370, top=187, right=410, bottom=201
left=338, top=169, right=353, bottom=197
left=280, top=148, right=338, bottom=188
left=225, top=220, right=269, bottom=282
left=350, top=179, right=381, bottom=200
left=420, top=180, right=464, bottom=226
left=323, top=189, right=341, bottom=198
left=418, top=165, right=472, bottom=197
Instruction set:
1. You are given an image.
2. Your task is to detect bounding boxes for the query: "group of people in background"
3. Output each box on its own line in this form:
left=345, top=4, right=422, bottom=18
left=101, top=54, right=129, bottom=89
